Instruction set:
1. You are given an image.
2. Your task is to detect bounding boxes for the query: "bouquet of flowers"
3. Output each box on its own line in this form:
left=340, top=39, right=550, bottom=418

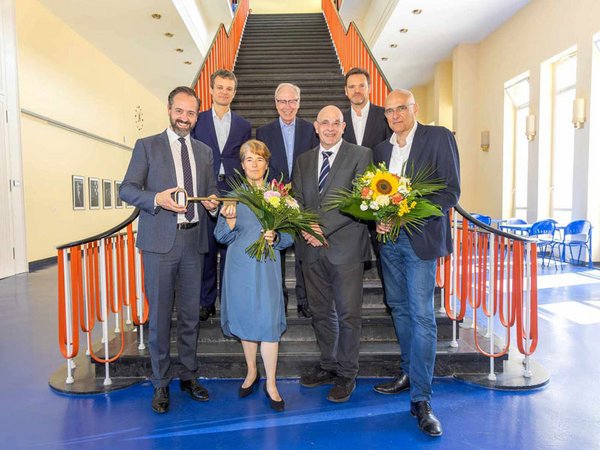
left=227, top=175, right=324, bottom=261
left=327, top=162, right=446, bottom=243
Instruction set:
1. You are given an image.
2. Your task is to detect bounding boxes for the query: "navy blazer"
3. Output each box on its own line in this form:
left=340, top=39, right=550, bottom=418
left=120, top=131, right=218, bottom=254
left=192, top=109, right=252, bottom=178
left=256, top=117, right=319, bottom=183
left=372, top=123, right=461, bottom=260
left=343, top=103, right=391, bottom=149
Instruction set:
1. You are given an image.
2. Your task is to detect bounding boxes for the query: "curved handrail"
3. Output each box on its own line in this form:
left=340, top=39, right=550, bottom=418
left=454, top=204, right=536, bottom=242
left=322, top=0, right=391, bottom=105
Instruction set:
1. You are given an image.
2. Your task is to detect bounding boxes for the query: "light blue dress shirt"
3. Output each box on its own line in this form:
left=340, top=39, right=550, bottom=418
left=279, top=117, right=296, bottom=176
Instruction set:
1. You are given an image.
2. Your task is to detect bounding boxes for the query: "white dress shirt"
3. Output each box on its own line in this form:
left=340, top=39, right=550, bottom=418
left=212, top=108, right=231, bottom=175
left=351, top=101, right=370, bottom=146
left=317, top=138, right=344, bottom=177
left=166, top=127, right=198, bottom=223
left=388, top=121, right=418, bottom=176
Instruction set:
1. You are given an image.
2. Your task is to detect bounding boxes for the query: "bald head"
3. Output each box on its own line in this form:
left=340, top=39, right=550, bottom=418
left=384, top=89, right=419, bottom=139
left=314, top=105, right=346, bottom=149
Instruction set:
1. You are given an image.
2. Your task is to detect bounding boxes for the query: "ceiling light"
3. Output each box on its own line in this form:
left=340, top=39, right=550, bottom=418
left=381, top=57, right=389, bottom=61
left=184, top=61, right=193, bottom=65
left=164, top=32, right=174, bottom=38
left=151, top=13, right=162, bottom=20
left=175, top=48, right=184, bottom=53
left=390, top=44, right=398, bottom=48
left=399, top=28, right=408, bottom=33
left=412, top=9, right=422, bottom=15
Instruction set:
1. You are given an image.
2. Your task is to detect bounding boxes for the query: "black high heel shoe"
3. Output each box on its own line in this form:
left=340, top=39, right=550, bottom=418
left=239, top=373, right=260, bottom=398
left=263, top=383, right=285, bottom=412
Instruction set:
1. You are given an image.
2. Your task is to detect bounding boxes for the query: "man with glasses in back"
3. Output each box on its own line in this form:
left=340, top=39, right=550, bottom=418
left=372, top=89, right=460, bottom=437
left=292, top=105, right=371, bottom=403
left=256, top=83, right=319, bottom=318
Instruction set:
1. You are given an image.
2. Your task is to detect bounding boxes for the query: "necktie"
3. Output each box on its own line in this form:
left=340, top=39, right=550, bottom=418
left=318, top=151, right=333, bottom=194
left=179, top=137, right=195, bottom=222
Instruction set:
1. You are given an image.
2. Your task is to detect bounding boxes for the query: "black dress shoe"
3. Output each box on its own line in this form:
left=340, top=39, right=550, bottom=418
left=300, top=366, right=337, bottom=387
left=199, top=306, right=216, bottom=322
left=180, top=379, right=210, bottom=402
left=373, top=372, right=410, bottom=394
left=297, top=304, right=312, bottom=318
left=152, top=386, right=170, bottom=414
left=239, top=373, right=260, bottom=398
left=263, top=383, right=285, bottom=412
left=327, top=376, right=356, bottom=403
left=410, top=401, right=443, bottom=437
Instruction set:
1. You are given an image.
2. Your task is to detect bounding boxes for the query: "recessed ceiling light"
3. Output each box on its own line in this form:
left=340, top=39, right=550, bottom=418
left=381, top=57, right=389, bottom=61
left=184, top=61, right=192, bottom=65
left=151, top=13, right=162, bottom=20
left=390, top=44, right=398, bottom=48
left=164, top=32, right=174, bottom=38
left=412, top=9, right=422, bottom=15
left=175, top=48, right=184, bottom=53
left=399, top=28, right=408, bottom=33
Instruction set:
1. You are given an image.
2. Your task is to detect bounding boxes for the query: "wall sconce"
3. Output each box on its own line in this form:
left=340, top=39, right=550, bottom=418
left=526, top=114, right=536, bottom=141
left=573, top=98, right=586, bottom=128
left=480, top=130, right=490, bottom=151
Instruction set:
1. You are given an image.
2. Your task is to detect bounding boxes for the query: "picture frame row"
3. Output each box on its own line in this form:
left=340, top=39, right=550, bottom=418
left=72, top=175, right=133, bottom=210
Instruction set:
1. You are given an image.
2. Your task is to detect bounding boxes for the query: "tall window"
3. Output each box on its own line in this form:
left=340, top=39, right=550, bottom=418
left=551, top=53, right=577, bottom=223
left=505, top=78, right=530, bottom=220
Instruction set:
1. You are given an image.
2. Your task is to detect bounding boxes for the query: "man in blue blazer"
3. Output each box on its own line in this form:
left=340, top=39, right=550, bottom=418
left=192, top=69, right=252, bottom=321
left=372, top=89, right=460, bottom=437
left=120, top=86, right=220, bottom=414
left=256, top=83, right=319, bottom=318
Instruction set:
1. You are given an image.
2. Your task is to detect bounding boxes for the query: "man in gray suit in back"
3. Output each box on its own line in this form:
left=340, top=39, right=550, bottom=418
left=292, top=105, right=371, bottom=403
left=120, top=86, right=219, bottom=414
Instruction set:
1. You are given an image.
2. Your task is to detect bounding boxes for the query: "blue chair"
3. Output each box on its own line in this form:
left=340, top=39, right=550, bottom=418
left=529, top=219, right=556, bottom=266
left=551, top=220, right=592, bottom=268
left=470, top=213, right=492, bottom=227
left=506, top=218, right=527, bottom=225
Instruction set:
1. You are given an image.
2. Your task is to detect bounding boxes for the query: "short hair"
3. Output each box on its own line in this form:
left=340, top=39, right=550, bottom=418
left=168, top=86, right=199, bottom=109
left=274, top=83, right=301, bottom=100
left=345, top=67, right=370, bottom=86
left=210, top=69, right=237, bottom=90
left=240, top=139, right=271, bottom=162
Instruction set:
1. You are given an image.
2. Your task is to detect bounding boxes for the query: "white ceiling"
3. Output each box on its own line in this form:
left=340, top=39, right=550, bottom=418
left=363, top=0, right=531, bottom=89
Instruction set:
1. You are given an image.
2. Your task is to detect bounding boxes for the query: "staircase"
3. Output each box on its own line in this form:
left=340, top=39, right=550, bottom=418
left=231, top=13, right=349, bottom=133
left=77, top=13, right=503, bottom=390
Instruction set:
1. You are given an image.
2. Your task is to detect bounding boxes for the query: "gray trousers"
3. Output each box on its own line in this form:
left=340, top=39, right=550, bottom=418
left=142, top=228, right=204, bottom=387
left=303, top=253, right=364, bottom=379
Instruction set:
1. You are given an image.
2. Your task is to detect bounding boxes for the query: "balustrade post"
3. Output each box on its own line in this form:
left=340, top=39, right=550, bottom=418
left=98, top=239, right=112, bottom=386
left=488, top=234, right=497, bottom=381
left=135, top=247, right=146, bottom=350
left=524, top=242, right=533, bottom=378
left=450, top=210, right=458, bottom=347
left=63, top=250, right=75, bottom=384
left=82, top=247, right=90, bottom=356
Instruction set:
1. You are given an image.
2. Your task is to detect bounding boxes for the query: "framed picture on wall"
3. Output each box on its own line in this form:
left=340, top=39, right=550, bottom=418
left=89, top=178, right=100, bottom=209
left=103, top=179, right=112, bottom=208
left=72, top=175, right=85, bottom=210
left=114, top=180, right=123, bottom=208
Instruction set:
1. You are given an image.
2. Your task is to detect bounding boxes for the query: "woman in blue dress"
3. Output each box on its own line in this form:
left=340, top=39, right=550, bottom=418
left=215, top=139, right=293, bottom=412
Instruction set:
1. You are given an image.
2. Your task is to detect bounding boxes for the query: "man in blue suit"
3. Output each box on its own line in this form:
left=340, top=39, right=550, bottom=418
left=256, top=83, right=319, bottom=318
left=192, top=69, right=252, bottom=321
left=120, top=86, right=220, bottom=414
left=372, top=89, right=460, bottom=437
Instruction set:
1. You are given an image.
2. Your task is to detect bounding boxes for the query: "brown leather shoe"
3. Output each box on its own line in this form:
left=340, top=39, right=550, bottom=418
left=373, top=372, right=410, bottom=395
left=180, top=379, right=210, bottom=402
left=300, top=366, right=337, bottom=387
left=327, top=377, right=356, bottom=403
left=151, top=386, right=170, bottom=414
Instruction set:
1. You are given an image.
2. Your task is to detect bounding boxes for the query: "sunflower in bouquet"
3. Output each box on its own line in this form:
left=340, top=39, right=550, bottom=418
left=227, top=174, right=324, bottom=261
left=327, top=162, right=446, bottom=243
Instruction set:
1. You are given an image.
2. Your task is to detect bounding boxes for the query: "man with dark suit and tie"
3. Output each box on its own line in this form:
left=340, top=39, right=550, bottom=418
left=292, top=105, right=371, bottom=403
left=372, top=89, right=460, bottom=437
left=192, top=69, right=252, bottom=321
left=256, top=83, right=319, bottom=318
left=120, top=86, right=220, bottom=414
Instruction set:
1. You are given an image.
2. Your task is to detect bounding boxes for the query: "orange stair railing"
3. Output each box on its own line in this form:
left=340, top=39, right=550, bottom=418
left=192, top=0, right=249, bottom=108
left=322, top=0, right=391, bottom=105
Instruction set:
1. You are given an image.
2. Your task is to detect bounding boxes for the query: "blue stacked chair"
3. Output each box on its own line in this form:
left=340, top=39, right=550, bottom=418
left=529, top=219, right=556, bottom=267
left=551, top=220, right=593, bottom=268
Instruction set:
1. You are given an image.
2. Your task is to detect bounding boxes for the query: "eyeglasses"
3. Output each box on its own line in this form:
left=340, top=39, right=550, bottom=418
left=276, top=99, right=299, bottom=106
left=317, top=120, right=343, bottom=128
left=384, top=104, right=415, bottom=116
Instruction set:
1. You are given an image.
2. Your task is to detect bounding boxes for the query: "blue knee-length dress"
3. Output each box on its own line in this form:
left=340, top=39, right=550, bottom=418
left=214, top=203, right=293, bottom=342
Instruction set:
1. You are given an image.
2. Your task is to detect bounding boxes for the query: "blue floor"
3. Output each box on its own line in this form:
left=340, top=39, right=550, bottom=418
left=1, top=263, right=599, bottom=449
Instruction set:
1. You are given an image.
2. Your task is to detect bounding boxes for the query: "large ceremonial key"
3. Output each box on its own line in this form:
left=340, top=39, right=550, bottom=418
left=173, top=187, right=238, bottom=207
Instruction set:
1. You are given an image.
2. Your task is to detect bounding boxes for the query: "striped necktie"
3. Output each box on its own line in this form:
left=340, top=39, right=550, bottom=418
left=318, top=151, right=333, bottom=194
left=179, top=137, right=195, bottom=222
